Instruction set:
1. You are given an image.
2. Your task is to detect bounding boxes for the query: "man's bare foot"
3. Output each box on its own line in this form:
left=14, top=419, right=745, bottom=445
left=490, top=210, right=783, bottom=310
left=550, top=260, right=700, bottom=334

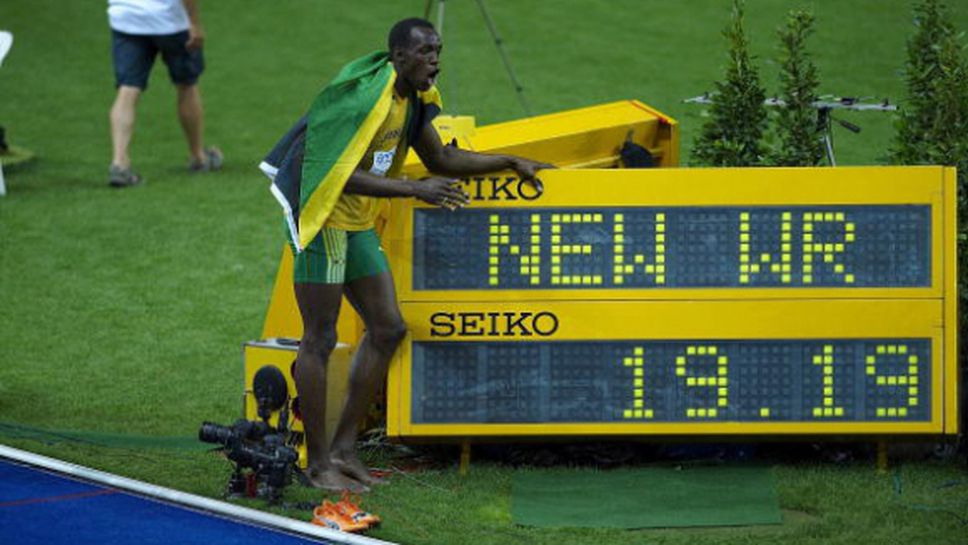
left=330, top=451, right=384, bottom=486
left=304, top=466, right=369, bottom=493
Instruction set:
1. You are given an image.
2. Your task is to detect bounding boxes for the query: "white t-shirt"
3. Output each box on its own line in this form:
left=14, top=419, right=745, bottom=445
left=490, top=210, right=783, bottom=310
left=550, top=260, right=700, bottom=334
left=107, top=0, right=190, bottom=36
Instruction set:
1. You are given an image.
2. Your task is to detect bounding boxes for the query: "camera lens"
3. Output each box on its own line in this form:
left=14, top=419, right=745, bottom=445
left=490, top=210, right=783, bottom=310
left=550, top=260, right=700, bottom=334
left=198, top=421, right=234, bottom=445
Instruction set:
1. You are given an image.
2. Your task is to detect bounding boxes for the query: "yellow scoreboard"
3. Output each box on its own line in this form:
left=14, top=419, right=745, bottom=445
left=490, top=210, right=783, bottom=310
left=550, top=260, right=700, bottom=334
left=382, top=166, right=958, bottom=438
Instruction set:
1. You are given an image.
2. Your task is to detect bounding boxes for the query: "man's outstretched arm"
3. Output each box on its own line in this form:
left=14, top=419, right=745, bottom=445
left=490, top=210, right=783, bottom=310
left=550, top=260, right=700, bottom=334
left=342, top=168, right=469, bottom=209
left=413, top=122, right=553, bottom=190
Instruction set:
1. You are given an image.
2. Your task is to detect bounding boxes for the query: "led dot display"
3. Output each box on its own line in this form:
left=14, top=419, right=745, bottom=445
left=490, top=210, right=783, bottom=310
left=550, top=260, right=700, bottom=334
left=412, top=206, right=930, bottom=290
left=410, top=339, right=931, bottom=424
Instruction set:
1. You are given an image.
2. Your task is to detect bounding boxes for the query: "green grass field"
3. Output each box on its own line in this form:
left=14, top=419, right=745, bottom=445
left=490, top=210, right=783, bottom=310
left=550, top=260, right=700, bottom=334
left=1, top=1, right=967, bottom=544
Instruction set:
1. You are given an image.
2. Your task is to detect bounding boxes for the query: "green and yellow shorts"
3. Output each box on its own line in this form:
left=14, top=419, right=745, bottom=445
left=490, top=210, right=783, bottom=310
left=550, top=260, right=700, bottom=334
left=291, top=227, right=389, bottom=284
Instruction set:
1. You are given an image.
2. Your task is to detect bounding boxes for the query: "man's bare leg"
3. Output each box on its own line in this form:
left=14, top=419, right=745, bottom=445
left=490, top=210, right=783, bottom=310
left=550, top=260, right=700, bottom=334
left=293, top=282, right=367, bottom=492
left=330, top=272, right=406, bottom=485
left=109, top=85, right=141, bottom=169
left=176, top=84, right=206, bottom=164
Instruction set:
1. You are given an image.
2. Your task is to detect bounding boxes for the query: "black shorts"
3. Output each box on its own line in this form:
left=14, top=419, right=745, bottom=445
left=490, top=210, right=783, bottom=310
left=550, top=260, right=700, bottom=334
left=111, top=29, right=204, bottom=89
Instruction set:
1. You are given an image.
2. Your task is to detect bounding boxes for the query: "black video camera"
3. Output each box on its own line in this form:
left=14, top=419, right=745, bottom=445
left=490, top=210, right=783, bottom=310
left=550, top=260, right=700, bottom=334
left=199, top=419, right=299, bottom=503
left=200, top=365, right=299, bottom=502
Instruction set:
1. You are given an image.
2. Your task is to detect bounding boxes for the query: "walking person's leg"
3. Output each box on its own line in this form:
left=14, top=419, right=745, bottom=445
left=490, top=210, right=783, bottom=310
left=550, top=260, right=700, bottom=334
left=110, top=85, right=141, bottom=170
left=158, top=31, right=221, bottom=170
left=108, top=30, right=154, bottom=186
left=176, top=83, right=206, bottom=164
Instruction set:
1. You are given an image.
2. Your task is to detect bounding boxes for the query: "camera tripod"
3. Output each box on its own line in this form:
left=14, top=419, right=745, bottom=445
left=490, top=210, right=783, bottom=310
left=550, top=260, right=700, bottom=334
left=814, top=97, right=896, bottom=166
left=422, top=0, right=532, bottom=116
left=685, top=94, right=897, bottom=166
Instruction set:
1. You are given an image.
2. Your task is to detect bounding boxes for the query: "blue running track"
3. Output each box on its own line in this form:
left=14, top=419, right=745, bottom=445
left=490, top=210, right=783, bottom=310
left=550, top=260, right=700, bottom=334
left=0, top=459, right=337, bottom=545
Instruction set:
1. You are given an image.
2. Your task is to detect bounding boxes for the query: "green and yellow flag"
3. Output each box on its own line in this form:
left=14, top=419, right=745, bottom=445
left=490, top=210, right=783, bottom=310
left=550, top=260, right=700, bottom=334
left=262, top=51, right=441, bottom=251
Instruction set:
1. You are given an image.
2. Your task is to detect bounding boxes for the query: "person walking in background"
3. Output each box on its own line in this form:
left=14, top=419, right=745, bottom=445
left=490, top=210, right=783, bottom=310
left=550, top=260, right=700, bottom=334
left=107, top=0, right=222, bottom=187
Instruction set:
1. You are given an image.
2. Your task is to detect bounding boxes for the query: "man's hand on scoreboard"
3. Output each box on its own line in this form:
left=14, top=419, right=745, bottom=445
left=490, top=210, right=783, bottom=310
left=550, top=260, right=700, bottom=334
left=415, top=176, right=471, bottom=210
left=509, top=157, right=556, bottom=195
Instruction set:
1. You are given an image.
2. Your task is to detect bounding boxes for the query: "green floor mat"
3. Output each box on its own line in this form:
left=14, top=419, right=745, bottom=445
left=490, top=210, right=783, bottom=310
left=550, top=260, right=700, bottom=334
left=512, top=465, right=782, bottom=529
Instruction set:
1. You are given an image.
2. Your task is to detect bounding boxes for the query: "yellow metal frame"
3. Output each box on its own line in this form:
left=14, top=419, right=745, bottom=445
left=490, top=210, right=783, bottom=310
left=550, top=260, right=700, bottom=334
left=401, top=100, right=679, bottom=173
left=943, top=167, right=959, bottom=434
left=385, top=166, right=948, bottom=302
left=384, top=166, right=958, bottom=439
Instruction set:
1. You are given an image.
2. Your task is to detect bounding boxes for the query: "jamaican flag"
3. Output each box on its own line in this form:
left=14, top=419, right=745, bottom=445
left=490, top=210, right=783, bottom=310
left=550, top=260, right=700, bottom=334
left=260, top=51, right=442, bottom=251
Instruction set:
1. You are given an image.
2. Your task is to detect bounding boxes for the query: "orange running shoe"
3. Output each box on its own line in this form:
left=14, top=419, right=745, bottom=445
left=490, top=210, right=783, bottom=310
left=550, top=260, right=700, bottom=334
left=313, top=500, right=369, bottom=533
left=310, top=512, right=342, bottom=531
left=337, top=491, right=381, bottom=527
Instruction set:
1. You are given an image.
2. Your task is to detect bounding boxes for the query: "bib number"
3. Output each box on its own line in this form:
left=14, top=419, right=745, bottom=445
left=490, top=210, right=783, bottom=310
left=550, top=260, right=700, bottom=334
left=370, top=150, right=396, bottom=176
